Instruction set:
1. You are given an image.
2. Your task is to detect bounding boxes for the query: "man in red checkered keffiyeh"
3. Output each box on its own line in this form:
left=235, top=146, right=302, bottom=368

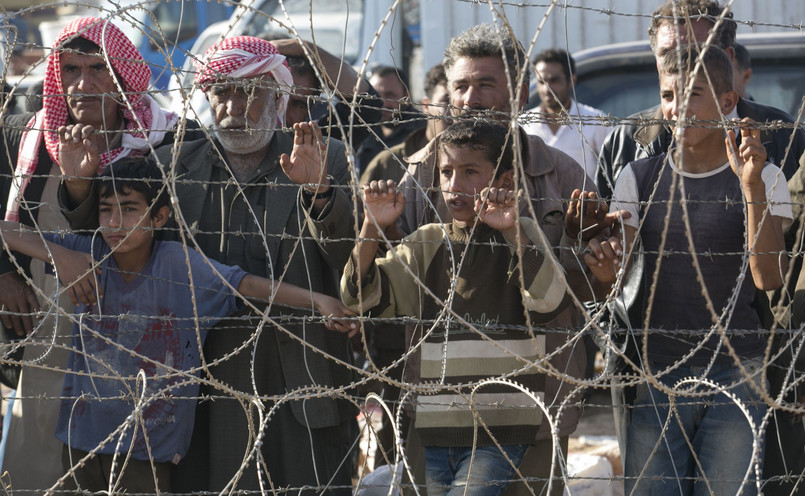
left=4, top=16, right=178, bottom=222
left=0, top=17, right=182, bottom=491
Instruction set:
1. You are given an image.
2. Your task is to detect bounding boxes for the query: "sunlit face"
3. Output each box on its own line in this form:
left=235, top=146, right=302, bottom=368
left=659, top=71, right=734, bottom=149
left=655, top=19, right=714, bottom=60
left=60, top=51, right=121, bottom=128
left=447, top=56, right=526, bottom=120
left=98, top=188, right=156, bottom=257
left=439, top=144, right=509, bottom=225
left=536, top=61, right=573, bottom=113
left=207, top=74, right=280, bottom=153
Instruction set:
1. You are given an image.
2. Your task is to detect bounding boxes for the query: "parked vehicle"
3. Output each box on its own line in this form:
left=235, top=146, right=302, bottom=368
left=537, top=32, right=805, bottom=120
left=115, top=0, right=235, bottom=90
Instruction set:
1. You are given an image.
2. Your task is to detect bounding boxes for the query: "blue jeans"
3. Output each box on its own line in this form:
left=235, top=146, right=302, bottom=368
left=625, top=359, right=767, bottom=496
left=425, top=444, right=528, bottom=496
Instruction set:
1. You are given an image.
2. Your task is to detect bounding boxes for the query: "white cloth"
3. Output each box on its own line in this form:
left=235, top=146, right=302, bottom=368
left=520, top=100, right=611, bottom=180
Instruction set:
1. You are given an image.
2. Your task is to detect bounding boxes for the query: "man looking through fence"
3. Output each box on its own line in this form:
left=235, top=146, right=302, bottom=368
left=520, top=48, right=610, bottom=180
left=0, top=16, right=188, bottom=491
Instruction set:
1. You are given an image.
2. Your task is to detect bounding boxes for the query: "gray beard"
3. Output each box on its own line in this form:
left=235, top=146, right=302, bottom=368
left=215, top=106, right=277, bottom=155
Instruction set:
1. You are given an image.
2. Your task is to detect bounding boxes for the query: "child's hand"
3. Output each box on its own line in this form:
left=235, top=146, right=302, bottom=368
left=475, top=187, right=520, bottom=233
left=58, top=124, right=100, bottom=179
left=566, top=189, right=631, bottom=240
left=726, top=118, right=767, bottom=189
left=314, top=294, right=359, bottom=337
left=584, top=236, right=624, bottom=285
left=280, top=121, right=330, bottom=192
left=50, top=247, right=102, bottom=306
left=363, top=180, right=405, bottom=231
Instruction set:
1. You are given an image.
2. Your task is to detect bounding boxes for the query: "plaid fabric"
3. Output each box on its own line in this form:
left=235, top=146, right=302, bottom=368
left=5, top=16, right=178, bottom=222
left=194, top=36, right=293, bottom=125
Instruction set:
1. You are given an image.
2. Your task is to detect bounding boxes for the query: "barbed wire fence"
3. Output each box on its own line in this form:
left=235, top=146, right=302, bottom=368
left=0, top=0, right=802, bottom=495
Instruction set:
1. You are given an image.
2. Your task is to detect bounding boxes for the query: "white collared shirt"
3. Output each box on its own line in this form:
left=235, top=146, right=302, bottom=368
left=520, top=100, right=611, bottom=180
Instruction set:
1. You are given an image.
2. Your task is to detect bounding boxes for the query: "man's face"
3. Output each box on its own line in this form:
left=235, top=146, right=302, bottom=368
left=659, top=71, right=733, bottom=149
left=60, top=51, right=121, bottom=129
left=439, top=144, right=505, bottom=225
left=286, top=72, right=317, bottom=126
left=655, top=19, right=714, bottom=61
left=370, top=72, right=407, bottom=125
left=536, top=61, right=573, bottom=113
left=207, top=74, right=279, bottom=153
left=423, top=83, right=450, bottom=136
left=98, top=188, right=156, bottom=257
left=448, top=56, right=524, bottom=119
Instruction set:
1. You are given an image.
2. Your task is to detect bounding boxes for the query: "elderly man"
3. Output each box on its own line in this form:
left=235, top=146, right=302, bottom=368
left=0, top=17, right=189, bottom=490
left=381, top=23, right=623, bottom=496
left=64, top=35, right=357, bottom=493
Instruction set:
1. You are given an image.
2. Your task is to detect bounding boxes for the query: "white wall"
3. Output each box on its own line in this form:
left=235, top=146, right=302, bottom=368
left=417, top=0, right=805, bottom=77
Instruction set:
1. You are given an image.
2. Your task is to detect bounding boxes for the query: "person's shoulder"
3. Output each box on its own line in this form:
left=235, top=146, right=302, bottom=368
left=574, top=100, right=608, bottom=118
left=154, top=136, right=210, bottom=159
left=738, top=98, right=796, bottom=123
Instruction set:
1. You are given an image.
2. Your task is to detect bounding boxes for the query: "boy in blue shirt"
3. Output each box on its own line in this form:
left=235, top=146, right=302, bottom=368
left=0, top=158, right=355, bottom=493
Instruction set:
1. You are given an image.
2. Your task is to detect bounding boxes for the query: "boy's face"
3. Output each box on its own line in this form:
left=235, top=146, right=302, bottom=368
left=439, top=144, right=510, bottom=224
left=660, top=71, right=736, bottom=149
left=98, top=188, right=162, bottom=257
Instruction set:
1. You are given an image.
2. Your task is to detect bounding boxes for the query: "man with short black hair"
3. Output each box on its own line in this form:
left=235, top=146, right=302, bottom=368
left=520, top=48, right=610, bottom=180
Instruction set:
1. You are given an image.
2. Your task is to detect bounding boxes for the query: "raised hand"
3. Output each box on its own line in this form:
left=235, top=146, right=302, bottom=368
left=362, top=180, right=405, bottom=231
left=565, top=189, right=631, bottom=240
left=475, top=187, right=520, bottom=234
left=280, top=121, right=330, bottom=192
left=58, top=124, right=101, bottom=205
left=726, top=118, right=767, bottom=189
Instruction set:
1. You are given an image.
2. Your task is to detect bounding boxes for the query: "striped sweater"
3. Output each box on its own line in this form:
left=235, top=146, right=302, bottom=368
left=342, top=219, right=570, bottom=447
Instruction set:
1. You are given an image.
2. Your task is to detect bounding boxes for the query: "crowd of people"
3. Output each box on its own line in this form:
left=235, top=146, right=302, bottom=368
left=0, top=1, right=802, bottom=495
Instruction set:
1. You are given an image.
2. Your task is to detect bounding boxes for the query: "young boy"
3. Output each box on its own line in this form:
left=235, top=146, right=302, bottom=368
left=342, top=120, right=570, bottom=496
left=586, top=46, right=792, bottom=496
left=0, top=158, right=355, bottom=493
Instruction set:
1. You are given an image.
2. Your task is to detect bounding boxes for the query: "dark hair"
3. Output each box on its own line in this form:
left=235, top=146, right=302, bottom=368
left=98, top=157, right=170, bottom=216
left=443, top=24, right=530, bottom=91
left=733, top=42, right=751, bottom=71
left=439, top=120, right=514, bottom=177
left=367, top=65, right=410, bottom=95
left=61, top=36, right=101, bottom=54
left=660, top=44, right=734, bottom=95
left=285, top=55, right=320, bottom=90
left=424, top=63, right=447, bottom=100
left=648, top=0, right=736, bottom=55
left=534, top=48, right=575, bottom=80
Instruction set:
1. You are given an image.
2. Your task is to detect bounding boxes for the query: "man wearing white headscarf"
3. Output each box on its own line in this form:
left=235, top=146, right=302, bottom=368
left=64, top=35, right=358, bottom=494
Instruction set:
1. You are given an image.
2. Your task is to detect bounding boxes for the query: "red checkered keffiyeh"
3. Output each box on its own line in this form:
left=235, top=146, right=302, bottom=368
left=194, top=36, right=293, bottom=126
left=5, top=17, right=178, bottom=221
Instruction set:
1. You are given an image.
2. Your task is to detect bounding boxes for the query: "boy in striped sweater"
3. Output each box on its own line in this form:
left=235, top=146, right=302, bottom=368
left=342, top=120, right=571, bottom=496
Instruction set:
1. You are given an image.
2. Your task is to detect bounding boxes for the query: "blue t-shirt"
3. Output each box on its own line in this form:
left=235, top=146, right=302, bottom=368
left=45, top=235, right=247, bottom=464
